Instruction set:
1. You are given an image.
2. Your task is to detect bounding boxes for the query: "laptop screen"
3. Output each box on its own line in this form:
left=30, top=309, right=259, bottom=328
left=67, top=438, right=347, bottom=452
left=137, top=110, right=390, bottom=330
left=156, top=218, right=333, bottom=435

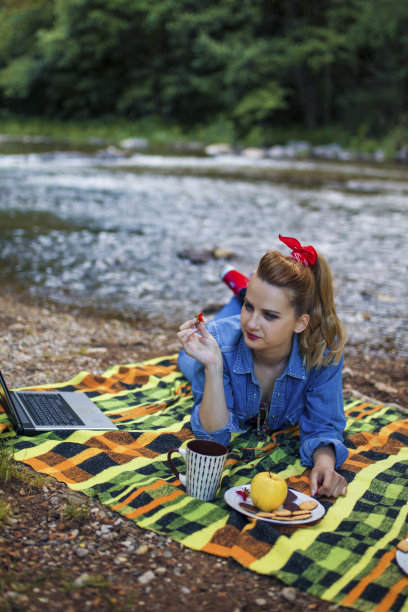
left=0, top=369, right=20, bottom=429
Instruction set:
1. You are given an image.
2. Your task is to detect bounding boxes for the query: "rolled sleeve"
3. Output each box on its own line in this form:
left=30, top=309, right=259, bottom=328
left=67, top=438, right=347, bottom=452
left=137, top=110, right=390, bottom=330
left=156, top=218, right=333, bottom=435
left=298, top=355, right=348, bottom=469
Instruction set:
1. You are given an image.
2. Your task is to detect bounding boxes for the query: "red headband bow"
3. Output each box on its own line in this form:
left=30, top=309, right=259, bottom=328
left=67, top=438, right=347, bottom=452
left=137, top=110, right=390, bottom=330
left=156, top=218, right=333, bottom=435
left=279, top=235, right=317, bottom=267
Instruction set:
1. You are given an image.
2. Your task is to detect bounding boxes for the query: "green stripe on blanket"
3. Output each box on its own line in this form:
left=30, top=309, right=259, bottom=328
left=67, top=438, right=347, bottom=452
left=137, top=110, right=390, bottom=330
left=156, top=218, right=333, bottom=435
left=2, top=355, right=408, bottom=612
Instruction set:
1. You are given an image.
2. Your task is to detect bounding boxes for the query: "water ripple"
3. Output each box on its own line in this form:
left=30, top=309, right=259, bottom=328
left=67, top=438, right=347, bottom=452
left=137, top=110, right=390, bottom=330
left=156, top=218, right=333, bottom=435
left=0, top=150, right=406, bottom=358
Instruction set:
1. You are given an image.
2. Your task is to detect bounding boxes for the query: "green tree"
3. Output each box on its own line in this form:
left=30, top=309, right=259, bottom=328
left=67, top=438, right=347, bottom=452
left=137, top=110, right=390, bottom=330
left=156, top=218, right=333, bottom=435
left=0, top=0, right=54, bottom=110
left=0, top=0, right=406, bottom=139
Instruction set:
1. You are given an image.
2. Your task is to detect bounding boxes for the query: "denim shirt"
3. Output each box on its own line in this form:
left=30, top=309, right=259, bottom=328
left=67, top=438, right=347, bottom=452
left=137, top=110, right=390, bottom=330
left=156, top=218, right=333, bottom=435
left=190, top=315, right=348, bottom=469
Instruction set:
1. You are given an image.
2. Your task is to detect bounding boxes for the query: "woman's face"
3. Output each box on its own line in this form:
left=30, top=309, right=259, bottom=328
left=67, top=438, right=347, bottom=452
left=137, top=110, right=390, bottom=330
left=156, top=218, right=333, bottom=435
left=240, top=273, right=309, bottom=358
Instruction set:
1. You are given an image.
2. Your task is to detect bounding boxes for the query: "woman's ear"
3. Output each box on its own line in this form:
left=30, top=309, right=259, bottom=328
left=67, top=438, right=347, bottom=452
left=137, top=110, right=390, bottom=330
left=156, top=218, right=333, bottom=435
left=295, top=314, right=310, bottom=333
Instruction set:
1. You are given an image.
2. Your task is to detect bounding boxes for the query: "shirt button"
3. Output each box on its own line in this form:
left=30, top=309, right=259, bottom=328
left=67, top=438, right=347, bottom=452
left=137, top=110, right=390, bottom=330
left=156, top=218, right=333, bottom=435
left=277, top=393, right=280, bottom=397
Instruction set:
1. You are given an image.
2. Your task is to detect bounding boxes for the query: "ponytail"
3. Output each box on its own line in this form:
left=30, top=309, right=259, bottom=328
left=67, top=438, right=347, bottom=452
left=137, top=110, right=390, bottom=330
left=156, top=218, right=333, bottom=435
left=299, top=253, right=346, bottom=369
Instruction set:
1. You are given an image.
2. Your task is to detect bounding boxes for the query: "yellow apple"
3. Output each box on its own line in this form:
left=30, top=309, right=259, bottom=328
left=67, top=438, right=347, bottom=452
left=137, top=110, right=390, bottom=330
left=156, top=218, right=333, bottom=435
left=250, top=471, right=288, bottom=511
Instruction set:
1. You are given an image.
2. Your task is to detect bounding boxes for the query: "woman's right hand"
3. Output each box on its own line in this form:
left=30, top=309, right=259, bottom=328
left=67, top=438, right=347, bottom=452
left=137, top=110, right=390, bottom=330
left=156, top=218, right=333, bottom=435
left=177, top=318, right=222, bottom=369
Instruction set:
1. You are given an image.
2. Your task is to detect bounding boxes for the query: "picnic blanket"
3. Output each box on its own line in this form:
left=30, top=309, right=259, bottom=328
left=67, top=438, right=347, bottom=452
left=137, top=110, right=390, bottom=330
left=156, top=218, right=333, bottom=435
left=1, top=354, right=408, bottom=612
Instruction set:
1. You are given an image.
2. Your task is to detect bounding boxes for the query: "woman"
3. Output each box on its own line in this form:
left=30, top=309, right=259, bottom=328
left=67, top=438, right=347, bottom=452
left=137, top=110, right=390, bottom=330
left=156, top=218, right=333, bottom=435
left=178, top=235, right=348, bottom=498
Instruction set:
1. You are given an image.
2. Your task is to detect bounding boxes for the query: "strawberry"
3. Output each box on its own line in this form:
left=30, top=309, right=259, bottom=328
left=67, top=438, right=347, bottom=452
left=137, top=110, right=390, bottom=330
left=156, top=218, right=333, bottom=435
left=195, top=313, right=204, bottom=324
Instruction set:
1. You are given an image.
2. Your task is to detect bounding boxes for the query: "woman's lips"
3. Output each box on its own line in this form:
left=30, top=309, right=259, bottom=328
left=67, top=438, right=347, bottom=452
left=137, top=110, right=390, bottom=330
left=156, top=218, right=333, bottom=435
left=246, top=331, right=260, bottom=341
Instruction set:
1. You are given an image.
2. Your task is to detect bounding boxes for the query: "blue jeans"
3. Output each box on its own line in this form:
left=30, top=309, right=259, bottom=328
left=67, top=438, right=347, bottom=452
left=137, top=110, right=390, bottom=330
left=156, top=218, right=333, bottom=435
left=177, top=296, right=242, bottom=382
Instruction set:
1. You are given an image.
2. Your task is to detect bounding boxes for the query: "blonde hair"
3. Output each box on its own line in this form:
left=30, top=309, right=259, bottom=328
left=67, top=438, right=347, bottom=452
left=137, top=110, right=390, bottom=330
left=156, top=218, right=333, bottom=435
left=256, top=249, right=346, bottom=370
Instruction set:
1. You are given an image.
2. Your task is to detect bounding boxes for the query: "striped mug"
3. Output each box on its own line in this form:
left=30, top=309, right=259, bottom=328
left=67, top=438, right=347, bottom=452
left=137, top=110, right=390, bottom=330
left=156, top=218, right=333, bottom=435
left=167, top=440, right=228, bottom=501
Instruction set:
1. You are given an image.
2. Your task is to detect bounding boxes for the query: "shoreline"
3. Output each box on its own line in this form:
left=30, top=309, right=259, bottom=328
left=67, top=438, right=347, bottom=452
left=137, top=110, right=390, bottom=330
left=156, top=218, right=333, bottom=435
left=1, top=290, right=406, bottom=410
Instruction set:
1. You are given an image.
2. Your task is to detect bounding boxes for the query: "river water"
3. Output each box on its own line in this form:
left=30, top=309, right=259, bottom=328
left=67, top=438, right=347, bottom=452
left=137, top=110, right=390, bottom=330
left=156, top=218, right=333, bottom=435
left=0, top=143, right=407, bottom=359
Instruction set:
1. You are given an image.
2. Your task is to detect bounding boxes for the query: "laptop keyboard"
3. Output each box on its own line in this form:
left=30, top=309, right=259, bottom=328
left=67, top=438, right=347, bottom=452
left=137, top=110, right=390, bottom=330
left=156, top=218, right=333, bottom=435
left=18, top=392, right=83, bottom=426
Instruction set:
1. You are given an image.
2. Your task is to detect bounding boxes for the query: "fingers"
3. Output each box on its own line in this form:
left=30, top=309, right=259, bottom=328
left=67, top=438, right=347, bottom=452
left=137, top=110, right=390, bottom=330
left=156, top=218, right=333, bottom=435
left=177, top=326, right=198, bottom=346
left=318, top=477, right=347, bottom=499
left=310, top=465, right=347, bottom=499
left=309, top=471, right=320, bottom=498
left=179, top=318, right=199, bottom=331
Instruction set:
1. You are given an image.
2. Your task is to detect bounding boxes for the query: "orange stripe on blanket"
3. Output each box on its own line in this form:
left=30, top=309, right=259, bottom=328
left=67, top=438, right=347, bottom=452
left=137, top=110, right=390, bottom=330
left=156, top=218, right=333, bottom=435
left=341, top=548, right=398, bottom=608
left=111, top=402, right=169, bottom=422
left=346, top=404, right=384, bottom=420
left=345, top=402, right=371, bottom=416
left=124, top=489, right=184, bottom=519
left=288, top=471, right=311, bottom=495
left=348, top=420, right=408, bottom=455
left=26, top=447, right=101, bottom=472
left=229, top=545, right=258, bottom=567
left=109, top=364, right=178, bottom=387
left=86, top=429, right=186, bottom=458
left=373, top=575, right=408, bottom=612
left=111, top=479, right=166, bottom=511
left=201, top=542, right=231, bottom=558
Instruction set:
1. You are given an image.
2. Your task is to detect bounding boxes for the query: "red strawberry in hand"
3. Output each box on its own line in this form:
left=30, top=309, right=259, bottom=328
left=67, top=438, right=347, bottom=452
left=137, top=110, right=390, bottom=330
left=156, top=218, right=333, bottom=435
left=195, top=313, right=204, bottom=324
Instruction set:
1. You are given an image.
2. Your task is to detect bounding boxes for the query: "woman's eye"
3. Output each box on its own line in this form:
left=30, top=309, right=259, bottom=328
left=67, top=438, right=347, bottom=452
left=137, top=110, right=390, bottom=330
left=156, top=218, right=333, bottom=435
left=264, top=312, right=278, bottom=320
left=244, top=301, right=253, bottom=311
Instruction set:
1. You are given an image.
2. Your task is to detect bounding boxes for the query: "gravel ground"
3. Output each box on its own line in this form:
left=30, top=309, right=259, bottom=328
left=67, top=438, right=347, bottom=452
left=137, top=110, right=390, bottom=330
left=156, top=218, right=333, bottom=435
left=0, top=291, right=406, bottom=612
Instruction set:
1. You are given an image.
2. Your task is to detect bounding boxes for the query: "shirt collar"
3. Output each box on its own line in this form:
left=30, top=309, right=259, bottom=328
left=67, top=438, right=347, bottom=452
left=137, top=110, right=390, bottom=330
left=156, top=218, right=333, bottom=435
left=234, top=332, right=306, bottom=380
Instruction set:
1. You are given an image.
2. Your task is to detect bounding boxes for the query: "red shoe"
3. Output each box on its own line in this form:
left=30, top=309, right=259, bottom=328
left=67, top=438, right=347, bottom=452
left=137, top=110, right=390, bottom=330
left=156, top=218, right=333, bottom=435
left=220, top=265, right=249, bottom=297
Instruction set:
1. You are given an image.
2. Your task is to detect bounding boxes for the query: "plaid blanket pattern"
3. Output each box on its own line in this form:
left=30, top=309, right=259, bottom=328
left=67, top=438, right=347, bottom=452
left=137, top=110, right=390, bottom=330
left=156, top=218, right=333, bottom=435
left=2, top=355, right=408, bottom=612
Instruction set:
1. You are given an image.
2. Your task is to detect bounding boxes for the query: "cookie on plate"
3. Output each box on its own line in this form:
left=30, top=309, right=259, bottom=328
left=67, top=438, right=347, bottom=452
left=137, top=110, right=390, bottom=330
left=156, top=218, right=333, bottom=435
left=299, top=500, right=318, bottom=511
left=397, top=539, right=408, bottom=553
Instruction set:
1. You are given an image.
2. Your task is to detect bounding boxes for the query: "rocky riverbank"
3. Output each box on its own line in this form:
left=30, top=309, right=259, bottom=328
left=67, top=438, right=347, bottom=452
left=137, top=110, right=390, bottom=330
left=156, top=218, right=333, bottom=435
left=2, top=131, right=408, bottom=164
left=0, top=291, right=406, bottom=611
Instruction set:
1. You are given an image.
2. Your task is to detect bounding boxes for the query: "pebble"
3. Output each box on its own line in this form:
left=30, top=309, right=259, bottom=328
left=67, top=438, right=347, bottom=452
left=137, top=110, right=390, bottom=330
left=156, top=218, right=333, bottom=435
left=135, top=544, right=149, bottom=555
left=181, top=586, right=191, bottom=595
left=138, top=570, right=155, bottom=585
left=255, top=598, right=267, bottom=605
left=73, top=573, right=89, bottom=586
left=74, top=546, right=88, bottom=558
left=281, top=586, right=297, bottom=602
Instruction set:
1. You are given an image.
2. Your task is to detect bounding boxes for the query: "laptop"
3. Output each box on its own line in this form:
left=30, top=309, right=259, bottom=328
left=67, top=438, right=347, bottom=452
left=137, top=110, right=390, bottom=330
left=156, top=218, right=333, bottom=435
left=0, top=368, right=117, bottom=434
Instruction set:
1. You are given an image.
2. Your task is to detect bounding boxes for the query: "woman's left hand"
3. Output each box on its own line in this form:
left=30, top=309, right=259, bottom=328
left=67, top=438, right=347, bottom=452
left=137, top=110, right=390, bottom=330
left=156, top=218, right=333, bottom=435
left=310, top=445, right=347, bottom=498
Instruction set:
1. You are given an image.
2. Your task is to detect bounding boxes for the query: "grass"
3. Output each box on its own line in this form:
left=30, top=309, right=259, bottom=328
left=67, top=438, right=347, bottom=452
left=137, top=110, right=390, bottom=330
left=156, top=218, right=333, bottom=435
left=0, top=431, right=44, bottom=493
left=61, top=501, right=92, bottom=524
left=0, top=432, right=19, bottom=485
left=0, top=112, right=406, bottom=158
left=0, top=499, right=12, bottom=523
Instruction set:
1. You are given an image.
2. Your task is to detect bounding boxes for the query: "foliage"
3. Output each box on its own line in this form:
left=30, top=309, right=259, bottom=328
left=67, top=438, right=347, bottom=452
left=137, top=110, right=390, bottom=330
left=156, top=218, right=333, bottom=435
left=0, top=0, right=407, bottom=139
left=0, top=431, right=44, bottom=489
left=61, top=501, right=91, bottom=524
left=0, top=432, right=19, bottom=484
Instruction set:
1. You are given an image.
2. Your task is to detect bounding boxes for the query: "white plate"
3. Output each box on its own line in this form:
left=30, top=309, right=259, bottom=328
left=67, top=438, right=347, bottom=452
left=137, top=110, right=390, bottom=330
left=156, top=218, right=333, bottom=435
left=224, top=485, right=325, bottom=525
left=396, top=540, right=408, bottom=574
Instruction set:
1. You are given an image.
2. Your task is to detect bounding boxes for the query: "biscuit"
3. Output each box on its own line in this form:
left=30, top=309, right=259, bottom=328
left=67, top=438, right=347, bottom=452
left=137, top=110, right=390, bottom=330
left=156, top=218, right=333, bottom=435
left=257, top=511, right=277, bottom=518
left=274, top=509, right=292, bottom=517
left=397, top=539, right=408, bottom=553
left=290, top=512, right=312, bottom=520
left=299, top=500, right=318, bottom=511
left=273, top=513, right=312, bottom=522
left=292, top=510, right=313, bottom=516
